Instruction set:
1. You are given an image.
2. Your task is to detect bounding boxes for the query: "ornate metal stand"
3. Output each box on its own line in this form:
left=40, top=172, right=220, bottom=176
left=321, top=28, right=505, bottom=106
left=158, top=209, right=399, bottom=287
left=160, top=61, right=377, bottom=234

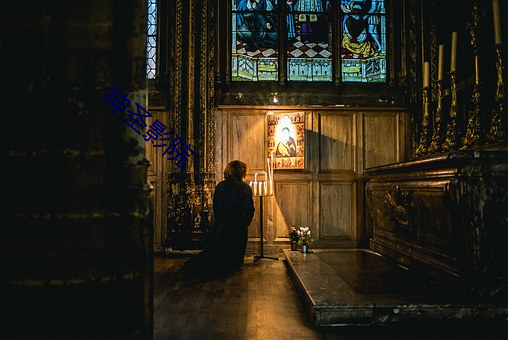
left=429, top=80, right=443, bottom=153
left=415, top=86, right=430, bottom=157
left=442, top=71, right=458, bottom=151
left=487, top=44, right=505, bottom=143
left=461, top=0, right=482, bottom=150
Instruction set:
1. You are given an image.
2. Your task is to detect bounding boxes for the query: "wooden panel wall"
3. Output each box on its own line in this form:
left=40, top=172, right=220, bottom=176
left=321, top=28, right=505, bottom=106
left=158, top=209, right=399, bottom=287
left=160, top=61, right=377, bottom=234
left=320, top=113, right=355, bottom=172
left=230, top=112, right=265, bottom=172
left=363, top=113, right=398, bottom=169
left=216, top=107, right=407, bottom=247
left=274, top=182, right=311, bottom=237
left=320, top=182, right=355, bottom=238
left=146, top=109, right=169, bottom=253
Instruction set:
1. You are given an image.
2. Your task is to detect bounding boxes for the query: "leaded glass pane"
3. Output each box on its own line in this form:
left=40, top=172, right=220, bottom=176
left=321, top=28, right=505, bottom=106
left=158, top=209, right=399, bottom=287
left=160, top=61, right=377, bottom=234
left=287, top=0, right=333, bottom=81
left=147, top=0, right=157, bottom=79
left=340, top=0, right=386, bottom=82
left=231, top=0, right=279, bottom=81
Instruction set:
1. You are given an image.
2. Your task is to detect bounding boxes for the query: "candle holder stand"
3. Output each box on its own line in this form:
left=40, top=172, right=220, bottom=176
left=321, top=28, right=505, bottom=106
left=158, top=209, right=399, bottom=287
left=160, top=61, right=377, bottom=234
left=429, top=80, right=443, bottom=153
left=253, top=194, right=278, bottom=263
left=443, top=71, right=458, bottom=151
left=415, top=86, right=430, bottom=157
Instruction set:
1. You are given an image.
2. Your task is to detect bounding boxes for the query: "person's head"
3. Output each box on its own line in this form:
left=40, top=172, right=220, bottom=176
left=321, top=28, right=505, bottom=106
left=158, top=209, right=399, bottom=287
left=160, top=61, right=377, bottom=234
left=224, top=160, right=248, bottom=181
left=281, top=127, right=290, bottom=140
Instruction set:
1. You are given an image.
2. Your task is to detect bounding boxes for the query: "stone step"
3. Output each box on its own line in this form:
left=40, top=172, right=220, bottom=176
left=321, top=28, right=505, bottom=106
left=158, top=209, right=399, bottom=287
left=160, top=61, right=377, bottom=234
left=284, top=248, right=508, bottom=326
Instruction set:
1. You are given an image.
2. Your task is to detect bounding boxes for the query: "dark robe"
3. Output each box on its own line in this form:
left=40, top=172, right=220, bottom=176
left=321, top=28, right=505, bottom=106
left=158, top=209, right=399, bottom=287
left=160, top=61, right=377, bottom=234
left=181, top=178, right=255, bottom=276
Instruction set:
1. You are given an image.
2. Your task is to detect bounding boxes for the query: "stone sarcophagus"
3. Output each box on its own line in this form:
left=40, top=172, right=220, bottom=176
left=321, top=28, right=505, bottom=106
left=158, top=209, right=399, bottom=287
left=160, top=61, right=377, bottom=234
left=365, top=148, right=508, bottom=300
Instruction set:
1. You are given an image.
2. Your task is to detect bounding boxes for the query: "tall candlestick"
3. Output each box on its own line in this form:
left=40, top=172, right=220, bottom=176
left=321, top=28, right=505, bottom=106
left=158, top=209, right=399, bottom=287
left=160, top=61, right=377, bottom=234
left=423, top=61, right=430, bottom=88
left=266, top=158, right=271, bottom=188
left=438, top=44, right=444, bottom=81
left=267, top=158, right=270, bottom=180
left=270, top=154, right=274, bottom=195
left=451, top=32, right=457, bottom=72
left=493, top=0, right=502, bottom=45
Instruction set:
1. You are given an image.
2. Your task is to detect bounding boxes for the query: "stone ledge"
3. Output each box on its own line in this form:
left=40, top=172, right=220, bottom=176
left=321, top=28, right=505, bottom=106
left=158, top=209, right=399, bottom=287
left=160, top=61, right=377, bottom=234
left=284, top=249, right=373, bottom=326
left=284, top=249, right=508, bottom=326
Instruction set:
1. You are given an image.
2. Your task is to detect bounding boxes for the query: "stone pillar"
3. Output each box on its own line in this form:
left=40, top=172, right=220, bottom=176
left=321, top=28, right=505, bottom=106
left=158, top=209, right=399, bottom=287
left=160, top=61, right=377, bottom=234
left=1, top=0, right=152, bottom=337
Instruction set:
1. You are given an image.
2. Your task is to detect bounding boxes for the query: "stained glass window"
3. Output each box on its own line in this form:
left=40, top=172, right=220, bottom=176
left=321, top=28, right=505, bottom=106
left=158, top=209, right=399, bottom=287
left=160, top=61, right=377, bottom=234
left=231, top=0, right=279, bottom=81
left=340, top=0, right=386, bottom=82
left=287, top=0, right=333, bottom=81
left=147, top=0, right=158, bottom=79
left=230, top=0, right=387, bottom=83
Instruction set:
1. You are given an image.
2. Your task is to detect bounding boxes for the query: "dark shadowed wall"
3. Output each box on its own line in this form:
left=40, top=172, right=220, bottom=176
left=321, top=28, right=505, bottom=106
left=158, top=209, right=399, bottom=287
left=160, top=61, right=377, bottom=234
left=1, top=1, right=152, bottom=338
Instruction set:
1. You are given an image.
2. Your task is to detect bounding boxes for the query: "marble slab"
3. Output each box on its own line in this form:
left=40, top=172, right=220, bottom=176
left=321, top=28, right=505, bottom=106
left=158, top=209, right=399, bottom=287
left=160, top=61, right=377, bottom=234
left=284, top=249, right=508, bottom=326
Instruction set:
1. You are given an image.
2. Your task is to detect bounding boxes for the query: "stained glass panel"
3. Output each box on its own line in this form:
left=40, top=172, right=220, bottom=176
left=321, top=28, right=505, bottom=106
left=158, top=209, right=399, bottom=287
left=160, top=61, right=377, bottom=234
left=147, top=0, right=157, bottom=79
left=231, top=0, right=279, bottom=81
left=340, top=0, right=386, bottom=82
left=286, top=0, right=333, bottom=81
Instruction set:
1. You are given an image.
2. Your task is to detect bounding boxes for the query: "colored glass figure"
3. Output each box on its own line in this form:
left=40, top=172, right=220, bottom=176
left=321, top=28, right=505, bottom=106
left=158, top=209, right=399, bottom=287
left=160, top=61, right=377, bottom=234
left=102, top=85, right=131, bottom=114
left=340, top=0, right=386, bottom=82
left=287, top=0, right=332, bottom=81
left=143, top=119, right=167, bottom=142
left=231, top=0, right=279, bottom=81
left=153, top=134, right=194, bottom=169
left=295, top=0, right=328, bottom=43
left=147, top=0, right=157, bottom=79
left=286, top=0, right=297, bottom=39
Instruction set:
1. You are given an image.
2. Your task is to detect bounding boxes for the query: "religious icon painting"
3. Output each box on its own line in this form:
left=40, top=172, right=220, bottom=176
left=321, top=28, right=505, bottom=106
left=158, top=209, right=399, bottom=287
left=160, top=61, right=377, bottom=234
left=267, top=112, right=304, bottom=170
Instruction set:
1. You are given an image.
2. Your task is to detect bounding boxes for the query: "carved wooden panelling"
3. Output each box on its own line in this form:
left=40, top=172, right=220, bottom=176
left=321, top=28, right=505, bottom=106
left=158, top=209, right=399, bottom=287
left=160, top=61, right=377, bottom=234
left=320, top=183, right=354, bottom=238
left=363, top=114, right=397, bottom=169
left=274, top=182, right=310, bottom=237
left=230, top=113, right=265, bottom=171
left=248, top=198, right=261, bottom=238
left=217, top=108, right=407, bottom=248
left=320, top=113, right=355, bottom=171
left=368, top=183, right=457, bottom=259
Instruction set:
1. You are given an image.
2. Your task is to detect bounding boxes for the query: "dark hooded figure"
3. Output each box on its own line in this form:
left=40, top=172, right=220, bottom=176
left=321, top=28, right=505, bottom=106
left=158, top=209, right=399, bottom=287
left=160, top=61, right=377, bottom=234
left=181, top=160, right=255, bottom=276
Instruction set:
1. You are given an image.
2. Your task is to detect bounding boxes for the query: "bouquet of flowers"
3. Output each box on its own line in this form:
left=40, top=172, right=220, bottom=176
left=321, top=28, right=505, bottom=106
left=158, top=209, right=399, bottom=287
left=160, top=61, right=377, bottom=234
left=297, top=227, right=314, bottom=246
left=288, top=226, right=299, bottom=244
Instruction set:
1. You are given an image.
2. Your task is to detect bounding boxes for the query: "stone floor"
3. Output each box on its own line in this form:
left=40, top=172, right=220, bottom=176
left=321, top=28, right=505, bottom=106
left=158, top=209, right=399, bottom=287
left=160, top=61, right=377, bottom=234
left=284, top=248, right=508, bottom=327
left=154, top=249, right=508, bottom=339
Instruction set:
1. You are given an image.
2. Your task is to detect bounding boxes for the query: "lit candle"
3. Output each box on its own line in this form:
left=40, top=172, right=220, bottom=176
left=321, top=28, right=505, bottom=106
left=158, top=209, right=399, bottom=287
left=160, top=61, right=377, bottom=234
left=263, top=181, right=267, bottom=195
left=450, top=32, right=457, bottom=72
left=423, top=61, right=430, bottom=88
left=438, top=44, right=444, bottom=81
left=258, top=181, right=262, bottom=196
left=493, top=0, right=502, bottom=45
left=254, top=172, right=258, bottom=182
